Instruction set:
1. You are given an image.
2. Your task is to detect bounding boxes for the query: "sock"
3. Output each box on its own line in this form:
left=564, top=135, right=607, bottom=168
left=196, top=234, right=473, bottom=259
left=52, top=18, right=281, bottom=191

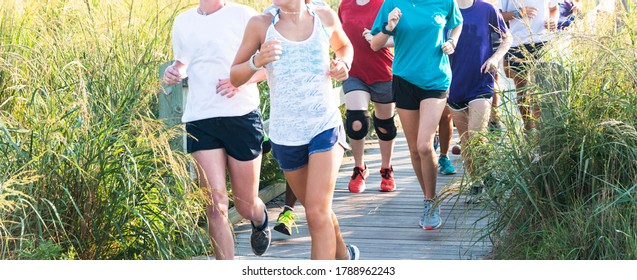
left=252, top=207, right=268, bottom=231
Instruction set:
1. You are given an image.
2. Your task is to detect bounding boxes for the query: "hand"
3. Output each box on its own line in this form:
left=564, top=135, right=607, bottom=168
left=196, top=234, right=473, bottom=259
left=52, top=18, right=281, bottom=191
left=328, top=59, right=349, bottom=81
left=216, top=78, right=240, bottom=98
left=519, top=6, right=538, bottom=19
left=544, top=19, right=558, bottom=31
left=441, top=40, right=455, bottom=55
left=163, top=65, right=182, bottom=85
left=255, top=39, right=282, bottom=68
left=362, top=28, right=372, bottom=43
left=481, top=58, right=499, bottom=74
left=387, top=8, right=402, bottom=31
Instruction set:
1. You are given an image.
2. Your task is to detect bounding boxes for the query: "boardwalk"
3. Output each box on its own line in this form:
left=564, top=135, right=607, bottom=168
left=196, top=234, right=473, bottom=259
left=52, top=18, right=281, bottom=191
left=233, top=128, right=492, bottom=260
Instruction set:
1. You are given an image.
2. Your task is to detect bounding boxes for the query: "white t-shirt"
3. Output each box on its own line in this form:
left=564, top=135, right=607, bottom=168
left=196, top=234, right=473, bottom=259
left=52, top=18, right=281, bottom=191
left=499, top=0, right=560, bottom=47
left=171, top=3, right=260, bottom=123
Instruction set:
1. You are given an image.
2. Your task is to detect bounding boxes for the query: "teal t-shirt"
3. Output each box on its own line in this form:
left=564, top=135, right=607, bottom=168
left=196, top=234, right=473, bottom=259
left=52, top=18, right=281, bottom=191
left=371, top=0, right=462, bottom=91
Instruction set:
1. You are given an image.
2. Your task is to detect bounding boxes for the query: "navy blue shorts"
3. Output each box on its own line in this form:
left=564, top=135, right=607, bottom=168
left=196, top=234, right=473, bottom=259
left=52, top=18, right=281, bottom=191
left=448, top=95, right=493, bottom=111
left=505, top=42, right=546, bottom=75
left=343, top=76, right=394, bottom=104
left=271, top=126, right=349, bottom=172
left=392, top=75, right=447, bottom=110
left=185, top=110, right=264, bottom=161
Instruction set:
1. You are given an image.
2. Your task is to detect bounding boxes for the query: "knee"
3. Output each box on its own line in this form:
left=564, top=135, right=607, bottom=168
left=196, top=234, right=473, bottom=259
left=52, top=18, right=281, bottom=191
left=206, top=195, right=230, bottom=221
left=234, top=199, right=260, bottom=221
left=304, top=205, right=331, bottom=228
left=408, top=148, right=421, bottom=162
left=373, top=114, right=397, bottom=141
left=417, top=141, right=434, bottom=158
left=345, top=110, right=370, bottom=140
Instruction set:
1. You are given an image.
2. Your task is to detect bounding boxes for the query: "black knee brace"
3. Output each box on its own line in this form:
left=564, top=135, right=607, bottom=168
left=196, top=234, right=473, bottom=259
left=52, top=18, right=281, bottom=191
left=345, top=110, right=370, bottom=140
left=373, top=114, right=397, bottom=141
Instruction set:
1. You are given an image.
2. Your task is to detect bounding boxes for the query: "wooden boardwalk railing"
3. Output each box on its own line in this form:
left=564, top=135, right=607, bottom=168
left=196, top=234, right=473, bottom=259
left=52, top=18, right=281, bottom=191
left=233, top=126, right=493, bottom=260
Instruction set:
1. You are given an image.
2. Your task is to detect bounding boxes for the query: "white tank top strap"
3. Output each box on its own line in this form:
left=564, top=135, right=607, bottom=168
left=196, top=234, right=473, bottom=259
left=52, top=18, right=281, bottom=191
left=271, top=5, right=329, bottom=38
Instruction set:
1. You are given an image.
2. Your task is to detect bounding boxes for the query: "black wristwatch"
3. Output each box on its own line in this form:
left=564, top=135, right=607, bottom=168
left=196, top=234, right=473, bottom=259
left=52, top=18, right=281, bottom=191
left=381, top=22, right=395, bottom=36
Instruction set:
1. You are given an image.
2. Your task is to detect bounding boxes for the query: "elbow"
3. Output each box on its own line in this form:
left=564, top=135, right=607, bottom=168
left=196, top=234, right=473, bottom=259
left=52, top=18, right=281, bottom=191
left=370, top=42, right=382, bottom=52
left=503, top=36, right=513, bottom=48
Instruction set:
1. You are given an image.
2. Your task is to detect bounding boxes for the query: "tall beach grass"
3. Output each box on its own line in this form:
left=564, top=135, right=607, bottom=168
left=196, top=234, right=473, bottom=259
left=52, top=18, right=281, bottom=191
left=0, top=0, right=213, bottom=259
left=463, top=1, right=637, bottom=259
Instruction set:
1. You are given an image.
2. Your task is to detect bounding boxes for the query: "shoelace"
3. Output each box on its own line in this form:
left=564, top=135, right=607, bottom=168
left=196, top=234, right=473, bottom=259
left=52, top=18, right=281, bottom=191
left=351, top=167, right=366, bottom=179
left=278, top=211, right=299, bottom=233
left=380, top=167, right=393, bottom=179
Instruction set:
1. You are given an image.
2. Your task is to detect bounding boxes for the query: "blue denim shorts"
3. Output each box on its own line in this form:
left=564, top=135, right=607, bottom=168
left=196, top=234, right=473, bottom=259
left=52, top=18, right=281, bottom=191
left=271, top=126, right=349, bottom=172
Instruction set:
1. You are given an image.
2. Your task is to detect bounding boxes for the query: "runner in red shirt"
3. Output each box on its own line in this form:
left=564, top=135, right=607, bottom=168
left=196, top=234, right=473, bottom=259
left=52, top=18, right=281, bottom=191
left=339, top=0, right=397, bottom=193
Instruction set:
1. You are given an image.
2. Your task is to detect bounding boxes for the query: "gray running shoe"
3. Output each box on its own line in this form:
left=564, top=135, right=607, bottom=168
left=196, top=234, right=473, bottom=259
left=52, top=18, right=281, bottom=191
left=250, top=209, right=271, bottom=256
left=419, top=199, right=442, bottom=230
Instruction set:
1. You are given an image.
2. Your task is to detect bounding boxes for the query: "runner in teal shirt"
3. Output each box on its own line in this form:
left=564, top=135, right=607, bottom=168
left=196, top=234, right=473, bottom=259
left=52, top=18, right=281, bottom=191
left=371, top=0, right=462, bottom=91
left=369, top=0, right=462, bottom=231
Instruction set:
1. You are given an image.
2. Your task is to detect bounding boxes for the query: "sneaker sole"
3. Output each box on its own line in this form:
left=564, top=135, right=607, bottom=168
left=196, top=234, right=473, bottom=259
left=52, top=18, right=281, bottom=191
left=419, top=223, right=442, bottom=230
left=348, top=184, right=366, bottom=193
left=273, top=223, right=291, bottom=236
left=347, top=244, right=360, bottom=260
left=379, top=186, right=396, bottom=192
left=250, top=229, right=271, bottom=256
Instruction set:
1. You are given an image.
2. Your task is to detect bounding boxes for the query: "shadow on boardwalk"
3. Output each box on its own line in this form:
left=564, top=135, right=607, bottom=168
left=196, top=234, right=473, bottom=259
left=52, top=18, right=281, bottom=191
left=233, top=128, right=492, bottom=260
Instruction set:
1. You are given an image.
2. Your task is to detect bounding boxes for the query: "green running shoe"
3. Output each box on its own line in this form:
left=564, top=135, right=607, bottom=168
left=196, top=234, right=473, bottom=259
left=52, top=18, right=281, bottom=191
left=273, top=209, right=298, bottom=236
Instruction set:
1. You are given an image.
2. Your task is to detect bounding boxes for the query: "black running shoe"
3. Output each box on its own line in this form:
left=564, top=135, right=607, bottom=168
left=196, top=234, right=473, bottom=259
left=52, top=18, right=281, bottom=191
left=250, top=209, right=271, bottom=256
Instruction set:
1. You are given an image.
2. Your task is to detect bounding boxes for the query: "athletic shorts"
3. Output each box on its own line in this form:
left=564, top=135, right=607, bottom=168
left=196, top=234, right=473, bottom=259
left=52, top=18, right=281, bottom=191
left=342, top=76, right=394, bottom=104
left=505, top=42, right=546, bottom=75
left=392, top=75, right=447, bottom=110
left=448, top=96, right=493, bottom=111
left=271, top=126, right=349, bottom=172
left=185, top=110, right=264, bottom=161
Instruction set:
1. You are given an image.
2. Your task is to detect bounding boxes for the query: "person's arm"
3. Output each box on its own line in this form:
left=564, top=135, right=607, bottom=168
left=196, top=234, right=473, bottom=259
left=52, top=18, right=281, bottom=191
left=216, top=69, right=266, bottom=98
left=481, top=30, right=512, bottom=73
left=230, top=15, right=278, bottom=87
left=370, top=7, right=401, bottom=52
left=164, top=22, right=187, bottom=85
left=544, top=4, right=559, bottom=31
left=363, top=28, right=394, bottom=48
left=501, top=7, right=538, bottom=22
left=317, top=7, right=353, bottom=82
left=442, top=24, right=462, bottom=55
left=163, top=61, right=185, bottom=85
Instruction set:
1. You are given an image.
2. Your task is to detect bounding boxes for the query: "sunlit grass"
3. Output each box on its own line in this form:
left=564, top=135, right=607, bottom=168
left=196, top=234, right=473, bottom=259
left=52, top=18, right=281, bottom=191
left=1, top=0, right=285, bottom=259
left=457, top=2, right=637, bottom=259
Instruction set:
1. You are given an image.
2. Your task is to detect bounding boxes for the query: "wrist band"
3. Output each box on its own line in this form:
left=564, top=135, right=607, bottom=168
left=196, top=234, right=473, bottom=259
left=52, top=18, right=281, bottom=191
left=381, top=22, right=395, bottom=36
left=335, top=57, right=350, bottom=71
left=249, top=53, right=263, bottom=71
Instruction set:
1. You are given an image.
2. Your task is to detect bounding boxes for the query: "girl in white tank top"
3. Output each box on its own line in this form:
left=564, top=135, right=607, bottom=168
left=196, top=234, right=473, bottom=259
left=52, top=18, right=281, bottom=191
left=230, top=1, right=356, bottom=260
left=265, top=7, right=342, bottom=146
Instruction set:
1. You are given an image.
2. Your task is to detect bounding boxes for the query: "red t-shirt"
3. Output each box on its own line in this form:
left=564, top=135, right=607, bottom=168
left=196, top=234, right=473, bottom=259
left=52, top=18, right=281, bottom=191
left=338, top=0, right=393, bottom=85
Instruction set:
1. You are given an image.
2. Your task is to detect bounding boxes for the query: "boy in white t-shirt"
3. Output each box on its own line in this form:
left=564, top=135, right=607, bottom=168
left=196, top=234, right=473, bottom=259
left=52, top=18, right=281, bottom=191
left=163, top=0, right=270, bottom=260
left=498, top=0, right=559, bottom=131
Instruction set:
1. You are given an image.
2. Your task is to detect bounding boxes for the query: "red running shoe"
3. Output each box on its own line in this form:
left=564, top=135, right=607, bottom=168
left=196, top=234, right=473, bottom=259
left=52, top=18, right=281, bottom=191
left=348, top=165, right=368, bottom=193
left=379, top=166, right=396, bottom=192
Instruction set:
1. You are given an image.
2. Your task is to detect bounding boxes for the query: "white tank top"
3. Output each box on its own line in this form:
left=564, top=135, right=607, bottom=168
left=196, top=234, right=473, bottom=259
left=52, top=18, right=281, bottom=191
left=265, top=7, right=342, bottom=146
